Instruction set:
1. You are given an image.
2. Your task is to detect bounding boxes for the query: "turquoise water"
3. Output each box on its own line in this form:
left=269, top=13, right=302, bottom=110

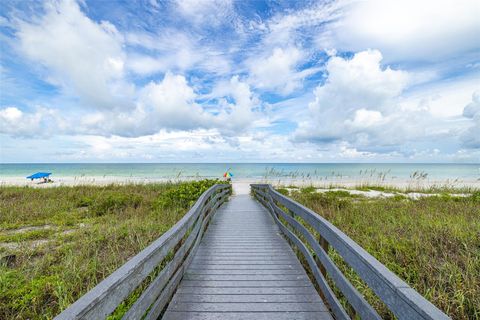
left=1, top=163, right=479, bottom=181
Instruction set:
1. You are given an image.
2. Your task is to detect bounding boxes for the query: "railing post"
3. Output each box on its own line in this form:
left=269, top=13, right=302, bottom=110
left=317, top=235, right=329, bottom=277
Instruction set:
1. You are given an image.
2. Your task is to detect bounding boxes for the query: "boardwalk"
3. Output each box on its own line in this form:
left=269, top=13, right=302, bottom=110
left=55, top=184, right=449, bottom=320
left=163, top=194, right=332, bottom=320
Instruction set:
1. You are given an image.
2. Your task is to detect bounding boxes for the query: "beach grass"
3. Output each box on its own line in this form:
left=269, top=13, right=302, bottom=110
left=285, top=186, right=480, bottom=320
left=0, top=180, right=220, bottom=320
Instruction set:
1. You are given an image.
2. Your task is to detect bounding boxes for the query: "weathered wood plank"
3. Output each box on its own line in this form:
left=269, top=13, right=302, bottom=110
left=191, top=257, right=296, bottom=262
left=180, top=280, right=313, bottom=287
left=187, top=264, right=302, bottom=270
left=172, top=294, right=320, bottom=303
left=186, top=270, right=304, bottom=275
left=163, top=194, right=331, bottom=319
left=163, top=311, right=333, bottom=320
left=183, top=274, right=309, bottom=281
left=167, top=302, right=327, bottom=312
left=175, top=286, right=319, bottom=295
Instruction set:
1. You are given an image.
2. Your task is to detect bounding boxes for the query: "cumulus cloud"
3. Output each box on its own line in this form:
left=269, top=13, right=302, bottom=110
left=296, top=50, right=411, bottom=147
left=2, top=0, right=479, bottom=162
left=463, top=91, right=480, bottom=119
left=214, top=76, right=258, bottom=132
left=247, top=47, right=310, bottom=95
left=0, top=73, right=261, bottom=139
left=140, top=73, right=207, bottom=128
left=16, top=0, right=133, bottom=110
left=0, top=106, right=64, bottom=137
left=75, top=72, right=212, bottom=137
left=6, top=1, right=256, bottom=139
left=294, top=49, right=478, bottom=156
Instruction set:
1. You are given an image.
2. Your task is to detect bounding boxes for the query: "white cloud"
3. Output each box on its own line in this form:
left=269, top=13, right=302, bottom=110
left=0, top=106, right=63, bottom=137
left=79, top=72, right=211, bottom=137
left=463, top=91, right=480, bottom=119
left=327, top=0, right=480, bottom=62
left=296, top=50, right=410, bottom=145
left=138, top=73, right=209, bottom=130
left=214, top=76, right=258, bottom=132
left=295, top=48, right=479, bottom=157
left=400, top=76, right=480, bottom=118
left=0, top=107, right=22, bottom=122
left=126, top=31, right=232, bottom=76
left=16, top=0, right=133, bottom=110
left=263, top=1, right=345, bottom=48
left=8, top=1, right=244, bottom=138
left=175, top=0, right=234, bottom=27
left=347, top=109, right=384, bottom=128
left=2, top=0, right=478, bottom=162
left=339, top=143, right=376, bottom=158
left=0, top=73, right=211, bottom=139
left=126, top=31, right=201, bottom=75
left=247, top=47, right=309, bottom=95
left=295, top=49, right=479, bottom=156
left=204, top=75, right=267, bottom=135
left=0, top=72, right=263, bottom=139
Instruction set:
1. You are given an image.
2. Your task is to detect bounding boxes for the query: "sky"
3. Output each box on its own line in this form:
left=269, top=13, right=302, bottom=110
left=0, top=0, right=479, bottom=163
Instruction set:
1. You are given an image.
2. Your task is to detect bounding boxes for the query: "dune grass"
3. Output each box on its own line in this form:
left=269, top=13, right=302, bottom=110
left=286, top=187, right=480, bottom=320
left=0, top=180, right=220, bottom=320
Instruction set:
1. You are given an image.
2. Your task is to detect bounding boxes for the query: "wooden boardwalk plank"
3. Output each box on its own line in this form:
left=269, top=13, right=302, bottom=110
left=163, top=194, right=332, bottom=320
left=167, top=302, right=327, bottom=312
left=172, top=294, right=321, bottom=303
left=186, top=270, right=305, bottom=275
left=163, top=312, right=331, bottom=320
left=183, top=275, right=309, bottom=281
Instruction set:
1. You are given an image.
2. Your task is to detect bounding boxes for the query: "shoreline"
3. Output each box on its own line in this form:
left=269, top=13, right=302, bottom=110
left=1, top=176, right=479, bottom=191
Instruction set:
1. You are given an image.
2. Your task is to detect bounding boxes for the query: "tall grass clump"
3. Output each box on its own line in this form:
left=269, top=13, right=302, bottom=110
left=0, top=180, right=221, bottom=319
left=287, top=189, right=480, bottom=320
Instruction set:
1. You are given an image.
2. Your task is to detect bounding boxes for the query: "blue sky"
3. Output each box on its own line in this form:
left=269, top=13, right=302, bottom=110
left=0, top=0, right=479, bottom=163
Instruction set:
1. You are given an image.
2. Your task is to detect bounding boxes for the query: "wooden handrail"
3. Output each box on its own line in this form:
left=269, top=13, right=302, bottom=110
left=55, top=184, right=231, bottom=320
left=251, top=184, right=450, bottom=320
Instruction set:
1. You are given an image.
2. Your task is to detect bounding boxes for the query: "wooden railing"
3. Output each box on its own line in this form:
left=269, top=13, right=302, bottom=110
left=251, top=184, right=450, bottom=320
left=55, top=184, right=231, bottom=320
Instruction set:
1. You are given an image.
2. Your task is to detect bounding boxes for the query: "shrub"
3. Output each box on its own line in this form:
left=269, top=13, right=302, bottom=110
left=76, top=197, right=94, bottom=208
left=288, top=189, right=480, bottom=319
left=91, top=193, right=143, bottom=216
left=155, top=179, right=223, bottom=209
left=276, top=188, right=289, bottom=196
left=300, top=186, right=316, bottom=194
left=469, top=191, right=480, bottom=202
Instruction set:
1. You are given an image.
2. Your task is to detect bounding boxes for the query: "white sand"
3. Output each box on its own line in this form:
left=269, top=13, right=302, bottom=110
left=1, top=176, right=479, bottom=191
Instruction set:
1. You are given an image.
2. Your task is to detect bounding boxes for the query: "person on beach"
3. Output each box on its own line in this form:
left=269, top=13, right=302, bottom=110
left=223, top=169, right=233, bottom=182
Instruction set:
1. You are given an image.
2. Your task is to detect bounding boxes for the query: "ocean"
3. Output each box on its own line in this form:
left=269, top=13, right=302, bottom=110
left=1, top=163, right=479, bottom=181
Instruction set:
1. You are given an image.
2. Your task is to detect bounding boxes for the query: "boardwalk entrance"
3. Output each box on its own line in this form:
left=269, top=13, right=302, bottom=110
left=163, top=194, right=332, bottom=320
left=55, top=184, right=449, bottom=320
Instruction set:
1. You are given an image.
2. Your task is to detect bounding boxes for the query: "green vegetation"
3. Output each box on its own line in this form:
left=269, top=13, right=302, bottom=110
left=354, top=184, right=478, bottom=195
left=0, top=180, right=221, bottom=320
left=288, top=187, right=480, bottom=320
left=300, top=186, right=317, bottom=194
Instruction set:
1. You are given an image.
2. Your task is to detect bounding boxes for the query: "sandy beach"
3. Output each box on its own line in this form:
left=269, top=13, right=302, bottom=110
left=2, top=176, right=479, bottom=192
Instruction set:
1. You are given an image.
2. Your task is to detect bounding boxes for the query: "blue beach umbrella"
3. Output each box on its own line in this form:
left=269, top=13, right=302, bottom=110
left=26, top=172, right=52, bottom=180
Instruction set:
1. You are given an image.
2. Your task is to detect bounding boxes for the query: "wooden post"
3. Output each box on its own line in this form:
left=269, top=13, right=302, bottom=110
left=318, top=234, right=329, bottom=277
